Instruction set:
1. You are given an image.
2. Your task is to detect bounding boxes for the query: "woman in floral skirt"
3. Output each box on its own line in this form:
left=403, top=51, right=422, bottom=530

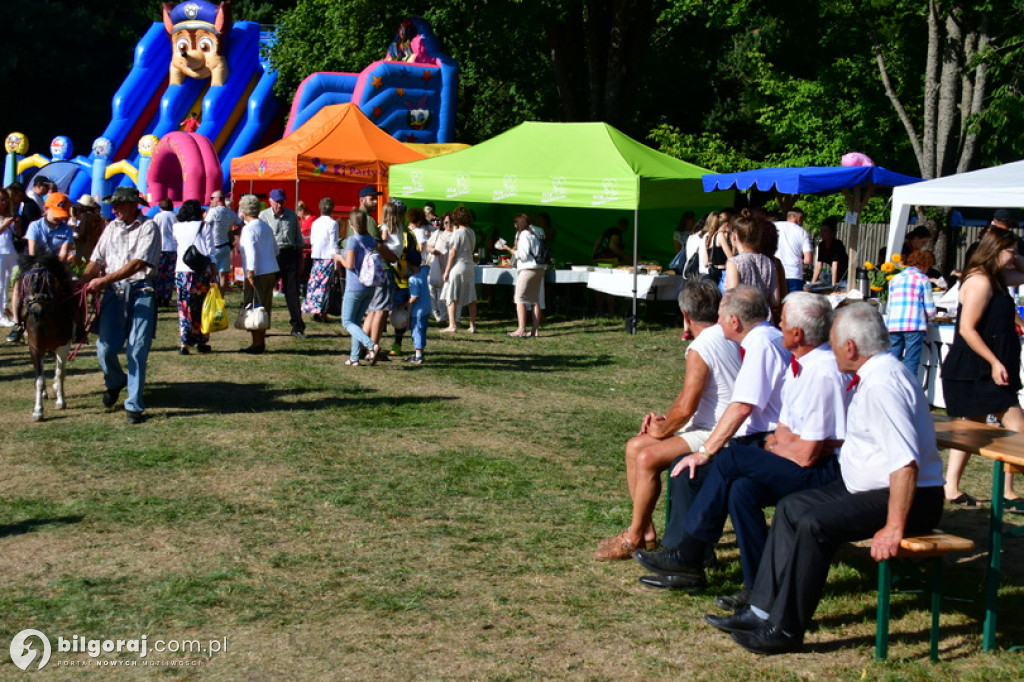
left=302, top=197, right=339, bottom=322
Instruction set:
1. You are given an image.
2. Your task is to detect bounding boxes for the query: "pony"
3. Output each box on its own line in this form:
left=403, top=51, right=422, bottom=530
left=18, top=252, right=75, bottom=421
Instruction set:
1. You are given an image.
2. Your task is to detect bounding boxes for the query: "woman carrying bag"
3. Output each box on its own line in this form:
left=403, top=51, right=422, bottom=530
left=236, top=194, right=279, bottom=355
left=173, top=200, right=217, bottom=355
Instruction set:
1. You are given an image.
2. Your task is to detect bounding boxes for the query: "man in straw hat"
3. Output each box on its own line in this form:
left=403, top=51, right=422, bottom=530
left=82, top=187, right=161, bottom=425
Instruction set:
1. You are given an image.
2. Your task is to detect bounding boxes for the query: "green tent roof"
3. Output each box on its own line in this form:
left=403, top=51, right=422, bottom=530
left=389, top=121, right=714, bottom=210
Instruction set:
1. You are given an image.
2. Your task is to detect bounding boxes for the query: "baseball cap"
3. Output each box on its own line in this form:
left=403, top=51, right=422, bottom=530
left=993, top=209, right=1013, bottom=223
left=33, top=175, right=50, bottom=187
left=45, top=192, right=72, bottom=219
left=268, top=188, right=286, bottom=202
left=359, top=185, right=382, bottom=198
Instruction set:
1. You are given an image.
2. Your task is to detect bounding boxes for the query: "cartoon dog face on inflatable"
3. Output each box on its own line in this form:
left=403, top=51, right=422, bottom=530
left=163, top=1, right=232, bottom=87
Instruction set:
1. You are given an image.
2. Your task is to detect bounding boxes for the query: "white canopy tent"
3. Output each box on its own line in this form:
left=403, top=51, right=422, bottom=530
left=886, top=159, right=1024, bottom=258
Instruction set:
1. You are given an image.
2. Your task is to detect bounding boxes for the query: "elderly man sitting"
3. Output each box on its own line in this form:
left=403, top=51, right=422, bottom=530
left=706, top=302, right=945, bottom=654
left=634, top=292, right=851, bottom=606
left=595, top=279, right=740, bottom=559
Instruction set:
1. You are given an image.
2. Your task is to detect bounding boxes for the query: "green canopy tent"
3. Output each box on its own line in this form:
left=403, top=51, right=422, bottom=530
left=388, top=121, right=729, bottom=328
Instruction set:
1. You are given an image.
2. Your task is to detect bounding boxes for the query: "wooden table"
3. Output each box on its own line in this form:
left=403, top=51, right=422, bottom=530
left=933, top=416, right=1024, bottom=651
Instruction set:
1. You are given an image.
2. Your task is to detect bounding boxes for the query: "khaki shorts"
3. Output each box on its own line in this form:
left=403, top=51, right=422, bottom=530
left=675, top=424, right=714, bottom=452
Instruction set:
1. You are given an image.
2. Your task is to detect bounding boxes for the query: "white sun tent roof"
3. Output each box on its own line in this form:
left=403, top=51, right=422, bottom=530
left=886, top=159, right=1024, bottom=258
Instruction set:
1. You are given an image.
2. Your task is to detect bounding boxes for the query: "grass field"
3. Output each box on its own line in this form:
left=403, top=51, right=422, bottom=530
left=1, top=288, right=1023, bottom=680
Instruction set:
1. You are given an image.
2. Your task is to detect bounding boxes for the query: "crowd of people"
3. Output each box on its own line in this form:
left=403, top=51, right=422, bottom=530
left=595, top=214, right=1024, bottom=654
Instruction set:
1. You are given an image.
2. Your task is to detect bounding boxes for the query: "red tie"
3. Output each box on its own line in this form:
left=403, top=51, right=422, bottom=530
left=790, top=355, right=801, bottom=377
left=739, top=347, right=746, bottom=362
left=846, top=375, right=860, bottom=392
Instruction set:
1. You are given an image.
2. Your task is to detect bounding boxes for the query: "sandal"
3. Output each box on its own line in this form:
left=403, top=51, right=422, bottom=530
left=507, top=330, right=529, bottom=338
left=1004, top=497, right=1024, bottom=513
left=367, top=344, right=381, bottom=366
left=344, top=359, right=360, bottom=366
left=946, top=492, right=984, bottom=508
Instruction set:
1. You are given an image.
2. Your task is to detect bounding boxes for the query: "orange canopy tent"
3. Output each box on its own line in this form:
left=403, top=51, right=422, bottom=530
left=230, top=103, right=427, bottom=214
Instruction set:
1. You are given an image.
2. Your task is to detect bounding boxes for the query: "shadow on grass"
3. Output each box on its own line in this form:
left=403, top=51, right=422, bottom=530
left=0, top=515, right=84, bottom=538
left=144, top=380, right=456, bottom=415
left=424, top=350, right=616, bottom=372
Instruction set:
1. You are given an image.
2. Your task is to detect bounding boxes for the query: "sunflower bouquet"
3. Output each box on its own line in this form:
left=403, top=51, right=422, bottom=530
left=862, top=254, right=904, bottom=305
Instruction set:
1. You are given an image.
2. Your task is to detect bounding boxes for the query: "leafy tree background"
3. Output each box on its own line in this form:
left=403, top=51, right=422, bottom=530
left=2, top=0, right=1024, bottom=234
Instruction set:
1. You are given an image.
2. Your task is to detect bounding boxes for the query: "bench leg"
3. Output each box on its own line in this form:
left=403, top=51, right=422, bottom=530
left=928, top=558, right=942, bottom=663
left=876, top=559, right=891, bottom=660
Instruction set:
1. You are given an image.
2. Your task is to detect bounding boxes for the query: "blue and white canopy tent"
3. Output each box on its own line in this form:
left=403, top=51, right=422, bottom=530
left=702, top=165, right=923, bottom=287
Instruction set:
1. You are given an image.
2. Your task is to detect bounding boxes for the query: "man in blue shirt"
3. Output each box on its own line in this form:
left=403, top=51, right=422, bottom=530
left=6, top=192, right=75, bottom=342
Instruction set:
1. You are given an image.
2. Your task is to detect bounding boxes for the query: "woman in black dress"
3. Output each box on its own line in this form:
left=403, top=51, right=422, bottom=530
left=941, top=227, right=1024, bottom=507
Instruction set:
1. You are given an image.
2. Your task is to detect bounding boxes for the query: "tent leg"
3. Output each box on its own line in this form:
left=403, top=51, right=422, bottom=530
left=630, top=207, right=639, bottom=335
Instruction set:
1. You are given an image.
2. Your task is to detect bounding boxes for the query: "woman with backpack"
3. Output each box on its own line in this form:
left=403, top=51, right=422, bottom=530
left=338, top=211, right=383, bottom=365
left=499, top=214, right=545, bottom=337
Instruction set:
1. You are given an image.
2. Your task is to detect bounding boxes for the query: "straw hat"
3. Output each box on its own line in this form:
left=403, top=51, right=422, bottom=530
left=77, top=194, right=98, bottom=208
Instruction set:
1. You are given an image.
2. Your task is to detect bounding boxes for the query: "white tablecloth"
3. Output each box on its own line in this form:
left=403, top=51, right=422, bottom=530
left=586, top=269, right=682, bottom=301
left=921, top=324, right=1024, bottom=408
left=474, top=266, right=591, bottom=285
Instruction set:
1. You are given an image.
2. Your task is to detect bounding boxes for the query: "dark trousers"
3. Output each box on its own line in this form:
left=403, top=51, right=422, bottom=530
left=661, top=432, right=768, bottom=550
left=277, top=248, right=304, bottom=333
left=749, top=479, right=944, bottom=634
left=681, top=446, right=840, bottom=587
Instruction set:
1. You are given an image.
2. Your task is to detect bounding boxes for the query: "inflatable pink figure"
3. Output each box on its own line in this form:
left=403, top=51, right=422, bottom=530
left=841, top=152, right=875, bottom=167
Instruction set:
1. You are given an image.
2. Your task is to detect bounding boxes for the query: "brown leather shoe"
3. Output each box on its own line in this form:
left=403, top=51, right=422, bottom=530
left=597, top=528, right=657, bottom=551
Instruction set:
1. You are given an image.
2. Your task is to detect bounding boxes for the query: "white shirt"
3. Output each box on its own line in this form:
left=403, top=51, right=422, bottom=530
left=239, top=218, right=280, bottom=276
left=153, top=210, right=178, bottom=251
left=411, top=225, right=430, bottom=248
left=515, top=230, right=543, bottom=271
left=309, top=216, right=339, bottom=260
left=779, top=344, right=852, bottom=443
left=686, top=324, right=741, bottom=429
left=840, top=352, right=945, bottom=493
left=732, top=322, right=789, bottom=435
left=173, top=220, right=215, bottom=272
left=774, top=220, right=812, bottom=280
left=685, top=232, right=709, bottom=274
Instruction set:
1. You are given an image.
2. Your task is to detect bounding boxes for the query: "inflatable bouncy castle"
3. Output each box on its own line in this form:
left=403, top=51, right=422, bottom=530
left=286, top=17, right=457, bottom=144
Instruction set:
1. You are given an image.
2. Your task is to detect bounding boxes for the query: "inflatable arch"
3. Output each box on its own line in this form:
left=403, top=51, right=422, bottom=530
left=147, top=132, right=223, bottom=203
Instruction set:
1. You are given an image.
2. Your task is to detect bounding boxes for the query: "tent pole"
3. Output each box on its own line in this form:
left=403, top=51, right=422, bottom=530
left=631, top=206, right=639, bottom=334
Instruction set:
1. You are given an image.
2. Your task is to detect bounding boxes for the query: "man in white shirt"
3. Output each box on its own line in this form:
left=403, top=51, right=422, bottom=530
left=635, top=293, right=850, bottom=601
left=206, top=191, right=241, bottom=289
left=774, top=208, right=812, bottom=294
left=595, top=279, right=740, bottom=561
left=706, top=302, right=945, bottom=655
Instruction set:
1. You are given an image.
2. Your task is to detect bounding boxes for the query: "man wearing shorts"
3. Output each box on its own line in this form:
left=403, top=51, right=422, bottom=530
left=206, top=190, right=241, bottom=289
left=634, top=291, right=850, bottom=609
left=594, top=279, right=740, bottom=561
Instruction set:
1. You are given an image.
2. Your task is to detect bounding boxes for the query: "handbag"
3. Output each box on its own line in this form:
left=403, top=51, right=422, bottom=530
left=183, top=224, right=211, bottom=273
left=234, top=287, right=270, bottom=331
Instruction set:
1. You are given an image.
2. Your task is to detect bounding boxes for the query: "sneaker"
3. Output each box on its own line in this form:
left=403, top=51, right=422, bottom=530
left=196, top=343, right=212, bottom=354
left=125, top=410, right=145, bottom=425
left=410, top=354, right=424, bottom=364
left=0, top=315, right=14, bottom=328
left=6, top=325, right=23, bottom=343
left=291, top=330, right=307, bottom=339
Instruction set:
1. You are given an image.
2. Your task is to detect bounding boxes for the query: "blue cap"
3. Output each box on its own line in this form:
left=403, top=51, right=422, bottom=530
left=359, top=185, right=382, bottom=198
left=168, top=1, right=220, bottom=33
left=268, top=188, right=286, bottom=202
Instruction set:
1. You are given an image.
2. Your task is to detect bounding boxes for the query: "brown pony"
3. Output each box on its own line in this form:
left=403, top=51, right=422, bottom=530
left=18, top=252, right=75, bottom=421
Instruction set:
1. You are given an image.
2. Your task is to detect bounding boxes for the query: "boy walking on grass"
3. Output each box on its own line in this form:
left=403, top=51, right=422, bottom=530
left=405, top=263, right=431, bottom=364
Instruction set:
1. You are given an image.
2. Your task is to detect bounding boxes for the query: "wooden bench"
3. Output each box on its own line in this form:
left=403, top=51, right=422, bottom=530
left=876, top=533, right=975, bottom=661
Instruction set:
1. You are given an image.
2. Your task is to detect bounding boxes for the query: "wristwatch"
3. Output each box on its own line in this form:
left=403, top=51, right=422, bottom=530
left=698, top=444, right=712, bottom=457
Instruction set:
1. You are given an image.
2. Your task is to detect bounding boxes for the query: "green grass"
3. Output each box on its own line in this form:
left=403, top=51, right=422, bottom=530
left=0, top=289, right=1022, bottom=679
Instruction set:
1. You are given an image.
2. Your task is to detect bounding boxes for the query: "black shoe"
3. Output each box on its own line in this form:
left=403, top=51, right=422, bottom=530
left=714, top=588, right=751, bottom=611
left=179, top=346, right=190, bottom=355
left=730, top=623, right=803, bottom=655
left=638, top=574, right=704, bottom=590
left=633, top=548, right=705, bottom=583
left=125, top=410, right=145, bottom=425
left=704, top=606, right=766, bottom=634
left=101, top=380, right=128, bottom=409
left=196, top=343, right=212, bottom=354
left=240, top=345, right=265, bottom=355
left=6, top=326, right=23, bottom=343
left=291, top=330, right=307, bottom=339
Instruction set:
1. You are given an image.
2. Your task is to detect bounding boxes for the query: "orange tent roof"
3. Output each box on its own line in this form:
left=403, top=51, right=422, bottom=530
left=230, top=103, right=427, bottom=184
